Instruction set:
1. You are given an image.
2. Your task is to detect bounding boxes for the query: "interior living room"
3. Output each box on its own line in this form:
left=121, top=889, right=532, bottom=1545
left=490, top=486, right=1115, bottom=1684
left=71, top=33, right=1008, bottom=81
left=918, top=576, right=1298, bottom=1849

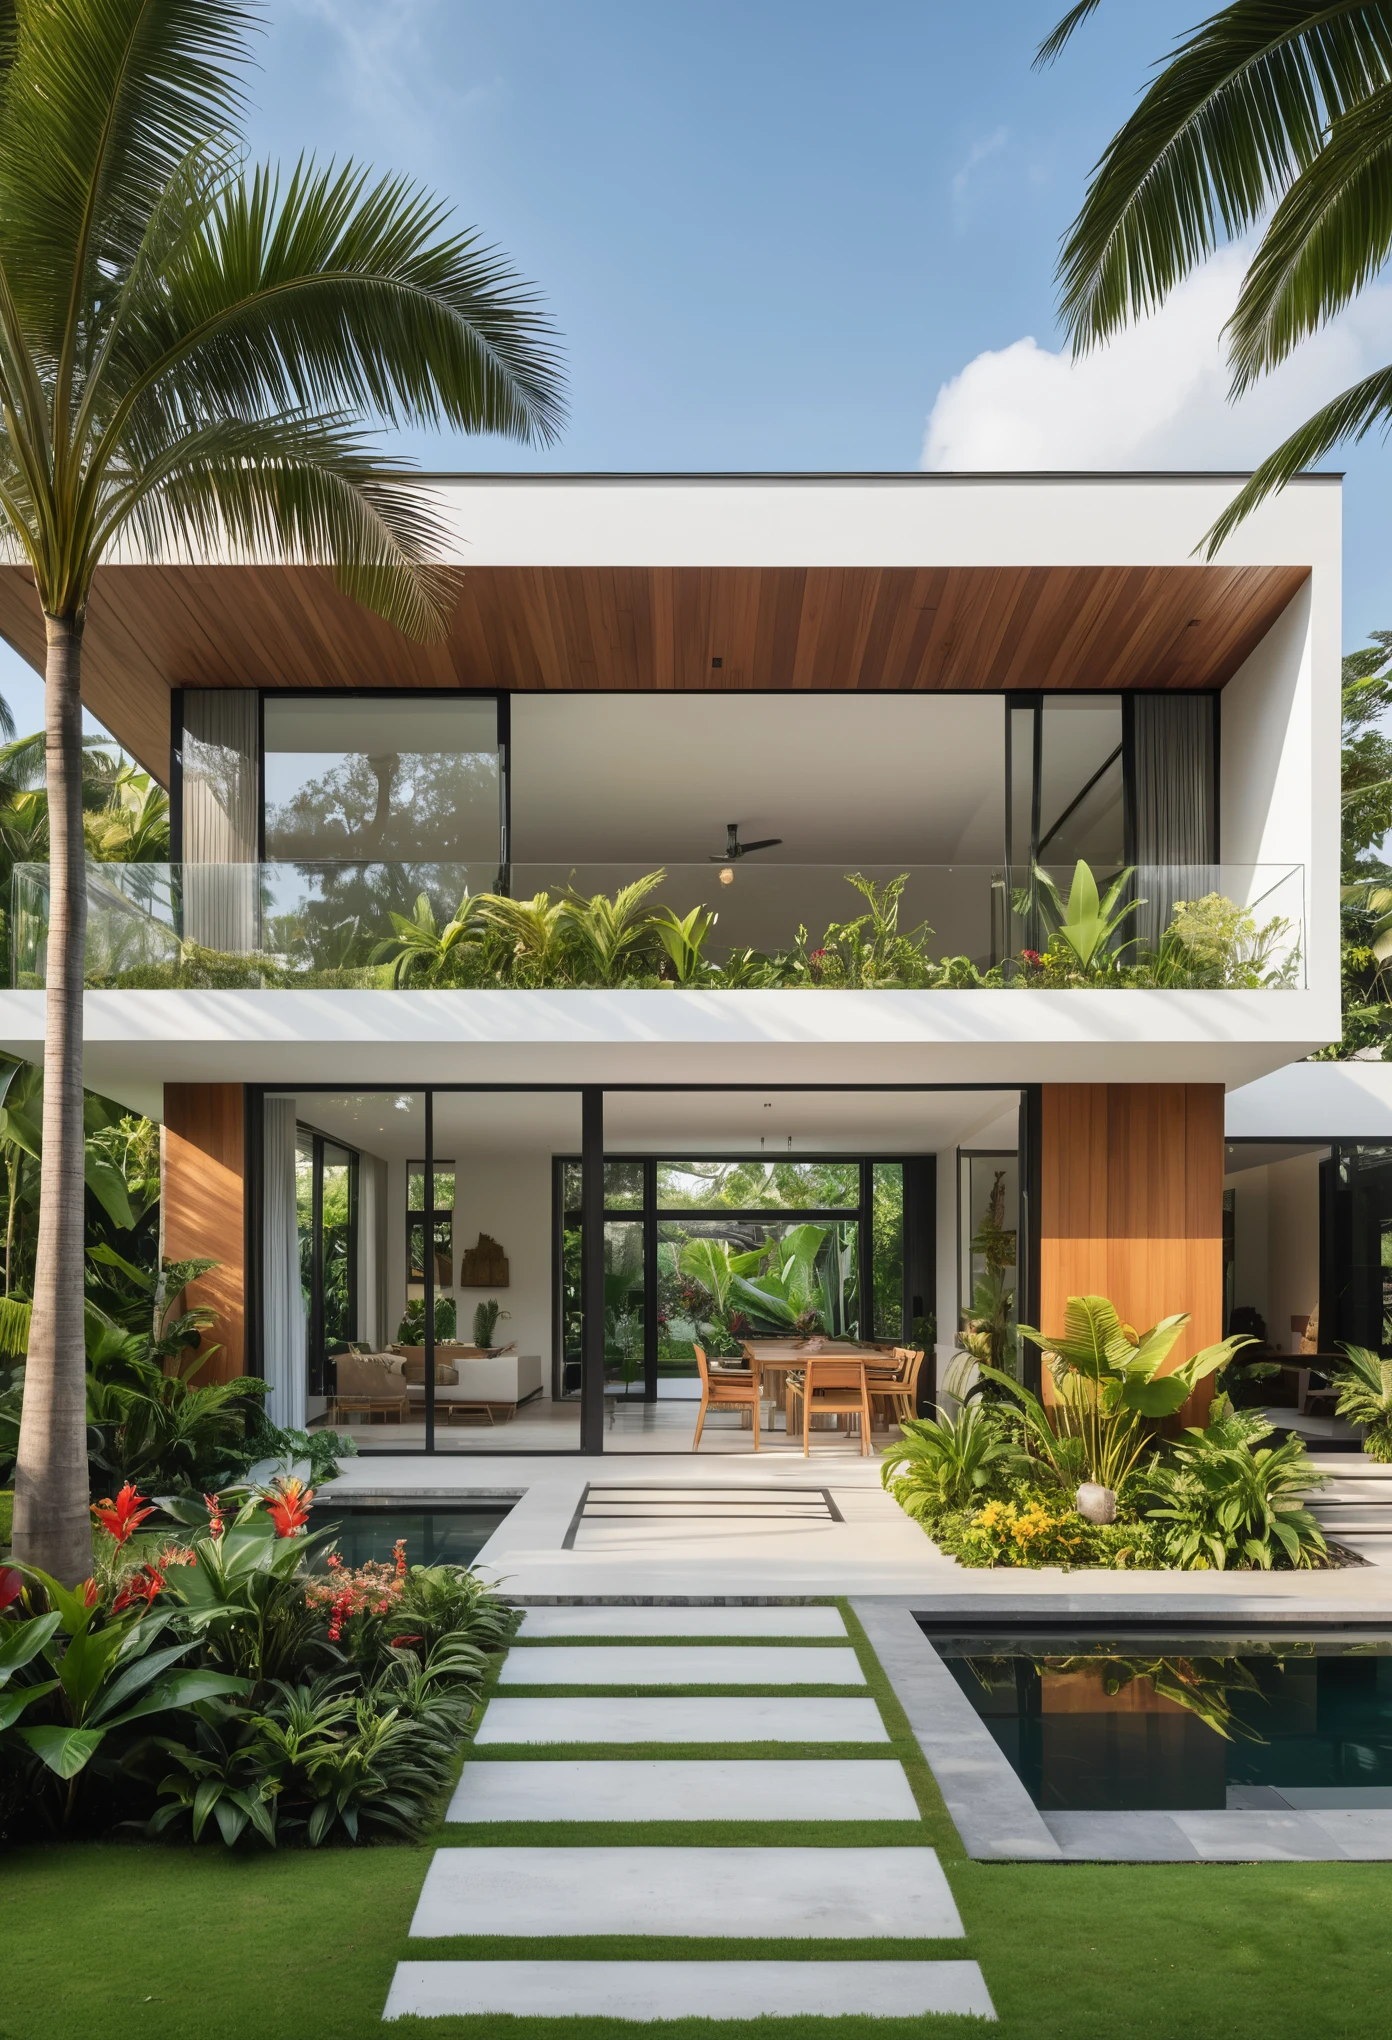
left=265, top=1084, right=1022, bottom=1456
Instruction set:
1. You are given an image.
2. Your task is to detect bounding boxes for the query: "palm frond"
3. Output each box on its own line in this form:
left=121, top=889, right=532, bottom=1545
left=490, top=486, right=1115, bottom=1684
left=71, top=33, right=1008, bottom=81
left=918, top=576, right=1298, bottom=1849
left=109, top=156, right=565, bottom=449
left=1034, top=1, right=1104, bottom=71
left=1202, top=358, right=1392, bottom=553
left=1056, top=5, right=1392, bottom=349
left=1228, top=79, right=1392, bottom=389
left=0, top=0, right=252, bottom=351
left=109, top=412, right=461, bottom=640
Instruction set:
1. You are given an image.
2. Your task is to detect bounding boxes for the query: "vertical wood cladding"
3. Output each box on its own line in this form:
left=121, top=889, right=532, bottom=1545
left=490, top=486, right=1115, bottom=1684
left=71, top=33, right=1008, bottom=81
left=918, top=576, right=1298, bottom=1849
left=1040, top=1084, right=1224, bottom=1401
left=162, top=1084, right=246, bottom=1386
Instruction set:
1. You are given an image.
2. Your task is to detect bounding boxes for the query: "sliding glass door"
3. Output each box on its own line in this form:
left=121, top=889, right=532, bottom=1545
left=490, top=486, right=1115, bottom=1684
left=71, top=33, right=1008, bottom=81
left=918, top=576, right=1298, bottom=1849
left=295, top=1130, right=360, bottom=1401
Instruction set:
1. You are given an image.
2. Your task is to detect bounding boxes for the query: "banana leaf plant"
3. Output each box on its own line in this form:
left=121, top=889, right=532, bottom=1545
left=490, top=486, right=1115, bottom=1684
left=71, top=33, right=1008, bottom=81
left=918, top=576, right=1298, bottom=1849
left=987, top=1293, right=1254, bottom=1495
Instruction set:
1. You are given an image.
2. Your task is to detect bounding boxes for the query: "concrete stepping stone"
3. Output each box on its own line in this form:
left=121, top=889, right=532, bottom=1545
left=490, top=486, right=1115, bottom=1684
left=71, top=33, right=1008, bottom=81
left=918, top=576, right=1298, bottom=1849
left=499, top=1644, right=864, bottom=1686
left=409, top=1846, right=965, bottom=1940
left=447, top=1758, right=921, bottom=1824
left=518, top=1605, right=846, bottom=1639
left=384, top=1958, right=997, bottom=2021
left=474, top=1695, right=889, bottom=1744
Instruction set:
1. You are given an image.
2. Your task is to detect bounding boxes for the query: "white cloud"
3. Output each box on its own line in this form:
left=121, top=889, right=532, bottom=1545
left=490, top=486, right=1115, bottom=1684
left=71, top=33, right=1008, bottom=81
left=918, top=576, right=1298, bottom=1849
left=286, top=0, right=501, bottom=145
left=922, top=243, right=1392, bottom=469
left=951, top=127, right=1008, bottom=211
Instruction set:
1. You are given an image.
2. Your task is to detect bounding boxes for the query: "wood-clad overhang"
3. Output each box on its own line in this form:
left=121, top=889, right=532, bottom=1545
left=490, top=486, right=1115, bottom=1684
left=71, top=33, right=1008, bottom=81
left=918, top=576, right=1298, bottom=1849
left=0, top=558, right=1311, bottom=783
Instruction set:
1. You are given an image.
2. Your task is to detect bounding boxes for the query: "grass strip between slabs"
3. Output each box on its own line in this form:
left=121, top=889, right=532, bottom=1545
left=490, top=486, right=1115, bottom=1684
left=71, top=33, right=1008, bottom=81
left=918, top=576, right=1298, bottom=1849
left=492, top=1683, right=869, bottom=1699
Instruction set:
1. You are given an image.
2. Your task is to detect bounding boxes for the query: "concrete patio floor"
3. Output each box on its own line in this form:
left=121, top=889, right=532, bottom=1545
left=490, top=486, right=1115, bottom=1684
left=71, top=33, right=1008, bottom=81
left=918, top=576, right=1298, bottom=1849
left=321, top=1448, right=1392, bottom=1603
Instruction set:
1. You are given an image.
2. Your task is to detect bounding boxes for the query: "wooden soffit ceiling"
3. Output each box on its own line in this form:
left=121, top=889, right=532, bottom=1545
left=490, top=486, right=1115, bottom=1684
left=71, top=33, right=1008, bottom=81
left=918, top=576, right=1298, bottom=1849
left=0, top=559, right=1309, bottom=781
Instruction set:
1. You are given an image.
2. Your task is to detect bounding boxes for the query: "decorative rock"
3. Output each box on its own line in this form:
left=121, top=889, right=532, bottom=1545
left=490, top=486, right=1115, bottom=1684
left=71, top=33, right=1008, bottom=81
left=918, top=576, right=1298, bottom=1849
left=1076, top=1482, right=1117, bottom=1524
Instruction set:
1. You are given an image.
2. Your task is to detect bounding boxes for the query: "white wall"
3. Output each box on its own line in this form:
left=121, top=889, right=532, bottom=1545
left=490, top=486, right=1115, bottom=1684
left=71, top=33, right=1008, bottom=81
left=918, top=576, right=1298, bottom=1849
left=454, top=1153, right=554, bottom=1393
left=1220, top=576, right=1340, bottom=1003
left=1227, top=1062, right=1392, bottom=1140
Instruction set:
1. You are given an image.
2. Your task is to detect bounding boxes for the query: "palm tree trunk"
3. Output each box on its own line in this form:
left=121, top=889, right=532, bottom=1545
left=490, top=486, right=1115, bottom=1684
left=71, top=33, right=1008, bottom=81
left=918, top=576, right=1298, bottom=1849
left=12, top=613, right=90, bottom=1583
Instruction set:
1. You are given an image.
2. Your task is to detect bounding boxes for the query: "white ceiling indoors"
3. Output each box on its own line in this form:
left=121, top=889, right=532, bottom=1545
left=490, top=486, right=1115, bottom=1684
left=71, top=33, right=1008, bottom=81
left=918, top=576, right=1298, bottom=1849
left=286, top=1087, right=1022, bottom=1165
left=509, top=693, right=1005, bottom=864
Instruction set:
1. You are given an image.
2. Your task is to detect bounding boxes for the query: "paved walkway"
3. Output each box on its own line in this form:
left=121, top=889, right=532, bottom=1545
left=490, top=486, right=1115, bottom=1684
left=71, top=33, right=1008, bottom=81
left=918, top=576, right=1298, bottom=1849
left=326, top=1449, right=1392, bottom=1602
left=383, top=1602, right=997, bottom=2025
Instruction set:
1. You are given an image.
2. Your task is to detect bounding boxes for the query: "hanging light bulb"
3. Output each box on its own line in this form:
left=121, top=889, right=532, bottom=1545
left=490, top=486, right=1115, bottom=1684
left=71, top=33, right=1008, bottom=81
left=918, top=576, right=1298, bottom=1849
left=719, top=866, right=735, bottom=886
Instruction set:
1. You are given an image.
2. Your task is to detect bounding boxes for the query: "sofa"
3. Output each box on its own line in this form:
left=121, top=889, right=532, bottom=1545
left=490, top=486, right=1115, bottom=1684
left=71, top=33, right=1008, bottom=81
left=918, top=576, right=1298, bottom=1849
left=392, top=1344, right=543, bottom=1420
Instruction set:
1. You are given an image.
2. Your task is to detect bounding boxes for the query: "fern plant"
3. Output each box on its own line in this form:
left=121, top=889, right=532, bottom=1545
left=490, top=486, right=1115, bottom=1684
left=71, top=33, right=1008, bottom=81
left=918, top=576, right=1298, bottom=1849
left=1334, top=1345, right=1392, bottom=1463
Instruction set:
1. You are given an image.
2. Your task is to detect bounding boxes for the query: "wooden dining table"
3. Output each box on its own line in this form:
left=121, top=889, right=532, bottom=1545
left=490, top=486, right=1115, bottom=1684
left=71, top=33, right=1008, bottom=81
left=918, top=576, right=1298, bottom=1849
left=741, top=1340, right=892, bottom=1433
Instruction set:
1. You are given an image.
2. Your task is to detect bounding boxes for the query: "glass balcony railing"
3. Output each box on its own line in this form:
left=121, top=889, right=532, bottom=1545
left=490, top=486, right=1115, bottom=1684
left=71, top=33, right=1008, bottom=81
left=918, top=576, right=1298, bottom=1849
left=9, top=858, right=1306, bottom=991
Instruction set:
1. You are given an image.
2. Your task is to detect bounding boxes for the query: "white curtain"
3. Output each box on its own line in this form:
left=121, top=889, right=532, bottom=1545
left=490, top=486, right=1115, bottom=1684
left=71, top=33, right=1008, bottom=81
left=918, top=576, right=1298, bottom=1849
left=180, top=690, right=260, bottom=954
left=262, top=1096, right=306, bottom=1430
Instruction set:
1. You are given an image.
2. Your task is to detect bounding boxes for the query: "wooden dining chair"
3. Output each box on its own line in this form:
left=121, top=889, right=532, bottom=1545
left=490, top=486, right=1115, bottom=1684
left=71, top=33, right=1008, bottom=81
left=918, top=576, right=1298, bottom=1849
left=868, top=1347, right=925, bottom=1429
left=692, top=1344, right=760, bottom=1451
left=801, top=1356, right=873, bottom=1456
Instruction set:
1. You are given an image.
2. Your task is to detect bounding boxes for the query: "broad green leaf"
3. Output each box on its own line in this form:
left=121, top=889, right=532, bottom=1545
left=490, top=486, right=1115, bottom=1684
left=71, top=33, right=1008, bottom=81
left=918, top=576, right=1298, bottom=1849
left=103, top=1669, right=251, bottom=1731
left=728, top=1274, right=799, bottom=1326
left=0, top=1679, right=57, bottom=1730
left=89, top=1640, right=195, bottom=1726
left=17, top=1724, right=105, bottom=1777
left=1118, top=1314, right=1189, bottom=1382
left=1119, top=1374, right=1193, bottom=1419
left=0, top=1611, right=61, bottom=1674
left=83, top=1154, right=135, bottom=1230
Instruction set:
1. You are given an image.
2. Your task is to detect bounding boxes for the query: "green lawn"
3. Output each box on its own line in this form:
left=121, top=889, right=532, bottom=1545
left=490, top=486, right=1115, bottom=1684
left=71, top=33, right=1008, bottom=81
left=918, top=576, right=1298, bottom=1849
left=5, top=1839, right=1391, bottom=2040
left=4, top=1602, right=1391, bottom=2038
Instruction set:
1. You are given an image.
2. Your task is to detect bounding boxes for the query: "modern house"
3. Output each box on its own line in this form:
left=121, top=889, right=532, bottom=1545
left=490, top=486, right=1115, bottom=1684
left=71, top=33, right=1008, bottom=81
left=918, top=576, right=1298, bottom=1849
left=0, top=471, right=1344, bottom=1454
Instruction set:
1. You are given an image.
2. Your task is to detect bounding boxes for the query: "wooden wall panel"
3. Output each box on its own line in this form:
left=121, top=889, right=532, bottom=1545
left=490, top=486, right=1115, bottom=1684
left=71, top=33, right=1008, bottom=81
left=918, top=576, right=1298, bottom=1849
left=162, top=1083, right=246, bottom=1387
left=1040, top=1083, right=1224, bottom=1411
left=0, top=559, right=1309, bottom=782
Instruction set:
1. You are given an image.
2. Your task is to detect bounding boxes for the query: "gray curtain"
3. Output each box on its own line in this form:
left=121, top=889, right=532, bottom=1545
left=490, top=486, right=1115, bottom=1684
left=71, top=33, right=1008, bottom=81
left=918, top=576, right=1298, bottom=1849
left=261, top=1096, right=307, bottom=1430
left=180, top=690, right=259, bottom=954
left=1131, top=694, right=1217, bottom=952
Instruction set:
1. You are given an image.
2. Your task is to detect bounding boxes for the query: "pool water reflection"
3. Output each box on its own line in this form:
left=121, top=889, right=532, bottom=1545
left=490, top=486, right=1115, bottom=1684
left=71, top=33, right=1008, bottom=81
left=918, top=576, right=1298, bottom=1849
left=926, top=1628, right=1392, bottom=1811
left=308, top=1502, right=512, bottom=1571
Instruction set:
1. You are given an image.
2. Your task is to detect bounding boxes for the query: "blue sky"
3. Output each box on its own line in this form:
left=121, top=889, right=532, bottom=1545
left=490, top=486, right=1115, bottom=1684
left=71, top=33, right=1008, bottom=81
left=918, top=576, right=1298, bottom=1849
left=4, top=0, right=1390, bottom=737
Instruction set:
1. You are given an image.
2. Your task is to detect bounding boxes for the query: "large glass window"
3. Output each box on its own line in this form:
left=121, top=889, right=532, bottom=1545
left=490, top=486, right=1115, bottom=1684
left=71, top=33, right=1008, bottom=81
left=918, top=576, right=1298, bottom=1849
left=958, top=1151, right=1019, bottom=1376
left=558, top=1156, right=921, bottom=1394
left=295, top=1129, right=360, bottom=1398
left=263, top=695, right=502, bottom=862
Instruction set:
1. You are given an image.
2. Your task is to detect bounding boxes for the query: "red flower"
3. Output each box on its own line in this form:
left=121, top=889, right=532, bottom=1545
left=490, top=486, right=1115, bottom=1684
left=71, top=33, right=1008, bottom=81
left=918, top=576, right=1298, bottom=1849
left=326, top=1585, right=354, bottom=1643
left=0, top=1566, right=23, bottom=1613
left=79, top=1578, right=99, bottom=1607
left=390, top=1633, right=424, bottom=1648
left=203, top=1492, right=225, bottom=1541
left=111, top=1562, right=167, bottom=1614
left=1020, top=949, right=1042, bottom=968
left=265, top=1477, right=314, bottom=1538
left=393, top=1538, right=408, bottom=1581
left=91, top=1484, right=155, bottom=1545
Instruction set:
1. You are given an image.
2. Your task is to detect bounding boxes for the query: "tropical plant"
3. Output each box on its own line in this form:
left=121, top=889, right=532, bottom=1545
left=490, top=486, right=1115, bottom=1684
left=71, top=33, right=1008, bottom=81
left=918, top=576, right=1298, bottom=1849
left=650, top=902, right=719, bottom=983
left=1333, top=1343, right=1392, bottom=1461
left=1039, top=3, right=1392, bottom=549
left=1031, top=861, right=1143, bottom=972
left=1155, top=894, right=1299, bottom=989
left=396, top=1294, right=457, bottom=1345
left=477, top=890, right=570, bottom=978
left=2, top=0, right=563, bottom=1585
left=86, top=1365, right=260, bottom=1493
left=473, top=1298, right=502, bottom=1349
left=1043, top=1650, right=1266, bottom=1739
left=804, top=873, right=933, bottom=987
left=11, top=1570, right=247, bottom=1820
left=558, top=871, right=665, bottom=985
left=372, top=892, right=486, bottom=987
left=1141, top=1432, right=1328, bottom=1571
left=880, top=1404, right=1015, bottom=1517
left=155, top=1491, right=337, bottom=1683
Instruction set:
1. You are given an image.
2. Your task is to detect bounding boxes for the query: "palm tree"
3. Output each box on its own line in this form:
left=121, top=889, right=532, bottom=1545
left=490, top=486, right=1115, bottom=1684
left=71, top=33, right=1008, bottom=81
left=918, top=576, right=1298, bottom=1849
left=2, top=0, right=563, bottom=1582
left=1039, top=3, right=1392, bottom=548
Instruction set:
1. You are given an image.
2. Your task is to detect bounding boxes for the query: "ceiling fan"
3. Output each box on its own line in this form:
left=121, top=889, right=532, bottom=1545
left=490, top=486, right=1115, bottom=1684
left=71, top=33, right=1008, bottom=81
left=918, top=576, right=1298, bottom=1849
left=710, top=821, right=782, bottom=863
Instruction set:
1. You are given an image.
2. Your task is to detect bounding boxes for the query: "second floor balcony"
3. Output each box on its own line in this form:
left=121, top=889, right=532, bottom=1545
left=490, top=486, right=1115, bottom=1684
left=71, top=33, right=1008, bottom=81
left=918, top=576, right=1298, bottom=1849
left=10, top=856, right=1307, bottom=993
